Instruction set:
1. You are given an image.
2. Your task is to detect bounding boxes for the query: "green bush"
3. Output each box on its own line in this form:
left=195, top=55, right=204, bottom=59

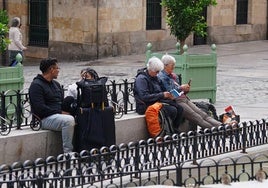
left=161, top=0, right=217, bottom=53
left=0, top=10, right=10, bottom=53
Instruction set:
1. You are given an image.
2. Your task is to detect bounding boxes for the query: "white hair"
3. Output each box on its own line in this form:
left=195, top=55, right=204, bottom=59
left=11, top=17, right=21, bottom=27
left=147, top=56, right=164, bottom=72
left=161, top=54, right=176, bottom=66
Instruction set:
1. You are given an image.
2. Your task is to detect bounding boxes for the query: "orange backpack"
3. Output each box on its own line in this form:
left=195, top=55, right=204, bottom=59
left=145, top=102, right=175, bottom=138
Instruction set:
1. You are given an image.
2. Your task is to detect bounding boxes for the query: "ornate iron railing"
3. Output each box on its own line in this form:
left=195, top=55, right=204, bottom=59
left=0, top=79, right=135, bottom=135
left=1, top=78, right=268, bottom=187
left=0, top=119, right=268, bottom=187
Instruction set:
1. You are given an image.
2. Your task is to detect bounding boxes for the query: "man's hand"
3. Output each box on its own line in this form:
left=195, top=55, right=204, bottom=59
left=163, top=91, right=174, bottom=99
left=180, top=84, right=190, bottom=93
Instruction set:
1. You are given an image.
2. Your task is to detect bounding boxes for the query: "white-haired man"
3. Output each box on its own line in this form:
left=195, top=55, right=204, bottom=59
left=158, top=54, right=225, bottom=129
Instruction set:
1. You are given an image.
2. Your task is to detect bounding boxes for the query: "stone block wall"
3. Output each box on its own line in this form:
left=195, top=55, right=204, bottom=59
left=0, top=0, right=267, bottom=61
left=48, top=0, right=175, bottom=61
left=207, top=0, right=267, bottom=44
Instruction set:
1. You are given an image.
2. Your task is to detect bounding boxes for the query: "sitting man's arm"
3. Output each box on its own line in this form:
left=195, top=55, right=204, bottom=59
left=135, top=77, right=165, bottom=103
left=29, top=83, right=62, bottom=119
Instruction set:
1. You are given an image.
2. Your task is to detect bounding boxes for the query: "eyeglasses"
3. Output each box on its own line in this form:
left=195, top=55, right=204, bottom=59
left=51, top=66, right=60, bottom=70
left=166, top=63, right=175, bottom=68
left=153, top=70, right=160, bottom=74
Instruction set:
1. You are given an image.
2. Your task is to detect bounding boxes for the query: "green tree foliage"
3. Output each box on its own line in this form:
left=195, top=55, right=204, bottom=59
left=161, top=0, right=217, bottom=53
left=0, top=10, right=10, bottom=53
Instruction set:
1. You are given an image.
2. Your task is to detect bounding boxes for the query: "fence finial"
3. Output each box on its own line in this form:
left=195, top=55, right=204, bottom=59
left=15, top=53, right=23, bottom=65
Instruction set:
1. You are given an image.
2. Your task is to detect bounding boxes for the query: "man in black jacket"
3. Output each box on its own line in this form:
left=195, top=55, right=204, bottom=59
left=29, top=58, right=75, bottom=153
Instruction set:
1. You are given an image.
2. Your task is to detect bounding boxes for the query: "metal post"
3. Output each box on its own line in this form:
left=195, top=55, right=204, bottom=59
left=241, top=122, right=247, bottom=153
left=176, top=164, right=183, bottom=186
left=16, top=90, right=22, bottom=129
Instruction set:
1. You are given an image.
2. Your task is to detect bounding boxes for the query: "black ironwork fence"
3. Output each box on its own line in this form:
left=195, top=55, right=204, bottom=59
left=0, top=79, right=135, bottom=135
left=1, top=78, right=268, bottom=187
left=0, top=119, right=268, bottom=187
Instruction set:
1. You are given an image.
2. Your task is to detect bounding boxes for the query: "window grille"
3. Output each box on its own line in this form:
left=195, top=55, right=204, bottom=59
left=146, top=0, right=161, bottom=30
left=28, top=0, right=48, bottom=47
left=236, top=0, right=248, bottom=24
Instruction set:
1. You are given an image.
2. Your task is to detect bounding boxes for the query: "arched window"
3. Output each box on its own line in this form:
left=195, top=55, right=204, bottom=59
left=146, top=0, right=161, bottom=30
left=28, top=0, right=48, bottom=46
left=236, top=0, right=248, bottom=24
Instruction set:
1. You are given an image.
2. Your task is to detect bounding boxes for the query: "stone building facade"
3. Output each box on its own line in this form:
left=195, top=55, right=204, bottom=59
left=207, top=0, right=267, bottom=43
left=1, top=0, right=267, bottom=62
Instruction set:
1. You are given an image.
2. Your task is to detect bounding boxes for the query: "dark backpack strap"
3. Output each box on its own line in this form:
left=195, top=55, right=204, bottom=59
left=158, top=107, right=176, bottom=137
left=207, top=103, right=218, bottom=120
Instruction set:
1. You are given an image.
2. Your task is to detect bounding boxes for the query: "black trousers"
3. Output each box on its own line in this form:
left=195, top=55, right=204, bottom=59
left=162, top=104, right=183, bottom=128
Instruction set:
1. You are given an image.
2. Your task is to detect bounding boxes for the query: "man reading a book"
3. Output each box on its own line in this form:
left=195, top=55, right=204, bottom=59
left=158, top=54, right=222, bottom=129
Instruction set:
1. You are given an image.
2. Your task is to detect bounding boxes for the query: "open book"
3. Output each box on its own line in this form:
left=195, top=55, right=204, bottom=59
left=169, top=89, right=184, bottom=98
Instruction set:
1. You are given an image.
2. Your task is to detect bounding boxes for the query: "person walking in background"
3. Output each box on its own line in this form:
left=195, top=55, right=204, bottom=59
left=8, top=17, right=27, bottom=66
left=29, top=58, right=75, bottom=154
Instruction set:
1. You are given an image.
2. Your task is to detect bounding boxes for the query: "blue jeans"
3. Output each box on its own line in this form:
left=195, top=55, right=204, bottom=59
left=41, top=114, right=75, bottom=153
left=8, top=50, right=23, bottom=65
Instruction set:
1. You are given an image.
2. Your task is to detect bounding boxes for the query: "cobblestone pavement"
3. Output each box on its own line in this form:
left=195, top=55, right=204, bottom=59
left=23, top=40, right=268, bottom=122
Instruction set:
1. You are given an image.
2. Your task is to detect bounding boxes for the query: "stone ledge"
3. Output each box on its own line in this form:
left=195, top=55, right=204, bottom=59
left=0, top=128, right=63, bottom=165
left=115, top=113, right=148, bottom=144
left=0, top=113, right=148, bottom=165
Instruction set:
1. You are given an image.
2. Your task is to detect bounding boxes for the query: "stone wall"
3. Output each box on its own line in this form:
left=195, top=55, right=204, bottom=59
left=48, top=0, right=175, bottom=61
left=207, top=0, right=267, bottom=44
left=0, top=0, right=267, bottom=61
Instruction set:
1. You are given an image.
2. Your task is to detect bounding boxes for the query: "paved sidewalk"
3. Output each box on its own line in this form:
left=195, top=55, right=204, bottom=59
left=23, top=40, right=268, bottom=122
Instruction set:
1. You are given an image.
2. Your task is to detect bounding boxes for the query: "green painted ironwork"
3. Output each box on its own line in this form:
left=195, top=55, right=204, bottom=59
left=0, top=63, right=24, bottom=116
left=0, top=63, right=24, bottom=92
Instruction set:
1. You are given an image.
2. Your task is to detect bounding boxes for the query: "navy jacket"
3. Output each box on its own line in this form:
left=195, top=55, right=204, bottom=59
left=29, top=74, right=64, bottom=119
left=133, top=68, right=166, bottom=114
